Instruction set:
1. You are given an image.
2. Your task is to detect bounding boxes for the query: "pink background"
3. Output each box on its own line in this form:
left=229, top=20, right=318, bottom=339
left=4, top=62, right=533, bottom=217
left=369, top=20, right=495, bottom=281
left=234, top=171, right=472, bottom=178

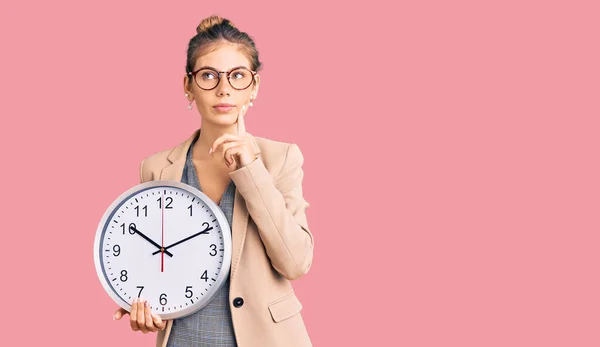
left=1, top=0, right=599, bottom=346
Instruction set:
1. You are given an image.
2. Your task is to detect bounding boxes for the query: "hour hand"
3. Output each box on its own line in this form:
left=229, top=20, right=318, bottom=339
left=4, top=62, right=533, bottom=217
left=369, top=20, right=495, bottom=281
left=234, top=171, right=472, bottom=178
left=130, top=225, right=174, bottom=257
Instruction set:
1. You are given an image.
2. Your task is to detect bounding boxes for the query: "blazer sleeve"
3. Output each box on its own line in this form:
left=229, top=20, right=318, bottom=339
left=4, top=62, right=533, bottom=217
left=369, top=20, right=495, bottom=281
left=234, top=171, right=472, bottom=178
left=229, top=143, right=314, bottom=280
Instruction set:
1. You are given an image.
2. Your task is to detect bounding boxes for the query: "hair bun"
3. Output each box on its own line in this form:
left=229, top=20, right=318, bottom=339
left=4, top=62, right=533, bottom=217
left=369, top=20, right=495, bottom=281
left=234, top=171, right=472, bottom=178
left=196, top=15, right=236, bottom=34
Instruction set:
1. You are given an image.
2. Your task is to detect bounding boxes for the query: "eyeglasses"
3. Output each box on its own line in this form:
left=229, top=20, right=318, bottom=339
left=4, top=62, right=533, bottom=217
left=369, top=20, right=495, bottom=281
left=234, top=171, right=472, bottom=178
left=188, top=66, right=257, bottom=91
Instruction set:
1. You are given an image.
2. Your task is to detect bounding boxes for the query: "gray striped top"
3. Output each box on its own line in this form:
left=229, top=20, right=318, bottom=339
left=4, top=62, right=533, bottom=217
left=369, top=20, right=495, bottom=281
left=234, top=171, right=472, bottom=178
left=166, top=132, right=238, bottom=347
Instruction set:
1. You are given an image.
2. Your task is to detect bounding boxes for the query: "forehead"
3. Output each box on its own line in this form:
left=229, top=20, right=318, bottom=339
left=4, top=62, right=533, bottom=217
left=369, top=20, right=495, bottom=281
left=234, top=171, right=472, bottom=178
left=194, top=43, right=252, bottom=71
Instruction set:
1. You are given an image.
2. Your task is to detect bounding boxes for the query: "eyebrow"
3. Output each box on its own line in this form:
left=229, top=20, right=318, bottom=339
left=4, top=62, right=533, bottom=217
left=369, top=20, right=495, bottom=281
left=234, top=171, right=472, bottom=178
left=196, top=65, right=249, bottom=71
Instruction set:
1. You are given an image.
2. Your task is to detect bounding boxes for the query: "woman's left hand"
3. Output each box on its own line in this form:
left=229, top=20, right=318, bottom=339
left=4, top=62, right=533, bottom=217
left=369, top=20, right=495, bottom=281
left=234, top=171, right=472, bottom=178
left=210, top=104, right=261, bottom=170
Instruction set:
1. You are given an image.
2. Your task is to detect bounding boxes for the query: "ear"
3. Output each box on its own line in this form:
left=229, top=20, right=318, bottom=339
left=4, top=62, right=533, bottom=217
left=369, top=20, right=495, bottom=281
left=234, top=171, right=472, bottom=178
left=251, top=74, right=260, bottom=100
left=183, top=74, right=194, bottom=99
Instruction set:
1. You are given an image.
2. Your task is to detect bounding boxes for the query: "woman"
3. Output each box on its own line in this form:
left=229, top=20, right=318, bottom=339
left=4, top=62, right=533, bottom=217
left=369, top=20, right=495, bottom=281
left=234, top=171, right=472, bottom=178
left=112, top=15, right=314, bottom=347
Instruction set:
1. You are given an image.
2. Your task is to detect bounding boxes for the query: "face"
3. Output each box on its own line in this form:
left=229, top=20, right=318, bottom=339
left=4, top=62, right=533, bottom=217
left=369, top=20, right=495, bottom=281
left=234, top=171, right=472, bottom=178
left=184, top=43, right=260, bottom=127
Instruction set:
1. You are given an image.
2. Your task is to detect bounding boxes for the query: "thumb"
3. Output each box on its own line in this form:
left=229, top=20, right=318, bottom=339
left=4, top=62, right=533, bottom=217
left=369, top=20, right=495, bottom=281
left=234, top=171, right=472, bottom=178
left=152, top=313, right=167, bottom=330
left=113, top=308, right=128, bottom=321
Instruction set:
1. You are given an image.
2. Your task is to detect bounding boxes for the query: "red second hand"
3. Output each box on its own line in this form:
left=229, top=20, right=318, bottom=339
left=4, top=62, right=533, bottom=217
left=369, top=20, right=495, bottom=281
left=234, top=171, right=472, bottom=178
left=161, top=195, right=164, bottom=272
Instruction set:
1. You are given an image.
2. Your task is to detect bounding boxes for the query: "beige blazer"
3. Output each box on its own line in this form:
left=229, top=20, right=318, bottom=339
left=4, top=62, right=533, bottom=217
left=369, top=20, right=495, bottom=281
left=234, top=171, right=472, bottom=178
left=139, top=129, right=314, bottom=347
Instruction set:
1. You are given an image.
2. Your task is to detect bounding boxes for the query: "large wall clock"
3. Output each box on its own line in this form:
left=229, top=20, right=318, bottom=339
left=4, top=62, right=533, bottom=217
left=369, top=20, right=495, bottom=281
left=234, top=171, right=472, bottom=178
left=94, top=180, right=232, bottom=320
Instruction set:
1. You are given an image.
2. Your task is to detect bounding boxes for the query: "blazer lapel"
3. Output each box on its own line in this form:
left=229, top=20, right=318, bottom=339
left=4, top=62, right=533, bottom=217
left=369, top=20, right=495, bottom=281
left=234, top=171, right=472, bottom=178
left=229, top=188, right=249, bottom=281
left=159, top=129, right=197, bottom=182
left=159, top=128, right=250, bottom=282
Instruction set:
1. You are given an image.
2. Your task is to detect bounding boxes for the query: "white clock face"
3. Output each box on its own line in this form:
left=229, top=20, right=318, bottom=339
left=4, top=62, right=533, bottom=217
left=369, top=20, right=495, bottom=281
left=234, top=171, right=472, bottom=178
left=94, top=180, right=232, bottom=320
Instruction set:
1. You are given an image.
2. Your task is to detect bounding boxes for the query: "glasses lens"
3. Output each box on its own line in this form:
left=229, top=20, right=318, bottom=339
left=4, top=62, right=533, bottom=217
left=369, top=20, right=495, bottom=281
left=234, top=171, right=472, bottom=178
left=229, top=68, right=253, bottom=90
left=196, top=69, right=219, bottom=90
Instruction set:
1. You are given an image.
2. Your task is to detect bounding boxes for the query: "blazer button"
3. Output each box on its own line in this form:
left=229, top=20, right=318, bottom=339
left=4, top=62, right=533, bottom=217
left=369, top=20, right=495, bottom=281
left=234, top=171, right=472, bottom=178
left=233, top=297, right=244, bottom=308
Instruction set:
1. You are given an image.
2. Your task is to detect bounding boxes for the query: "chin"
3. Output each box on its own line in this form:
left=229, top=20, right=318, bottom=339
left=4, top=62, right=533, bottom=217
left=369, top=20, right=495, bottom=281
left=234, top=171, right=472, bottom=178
left=208, top=112, right=238, bottom=125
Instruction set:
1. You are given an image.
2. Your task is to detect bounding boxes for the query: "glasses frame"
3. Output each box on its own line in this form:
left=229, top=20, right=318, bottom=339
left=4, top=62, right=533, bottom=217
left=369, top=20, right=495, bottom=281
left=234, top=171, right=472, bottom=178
left=188, top=66, right=258, bottom=91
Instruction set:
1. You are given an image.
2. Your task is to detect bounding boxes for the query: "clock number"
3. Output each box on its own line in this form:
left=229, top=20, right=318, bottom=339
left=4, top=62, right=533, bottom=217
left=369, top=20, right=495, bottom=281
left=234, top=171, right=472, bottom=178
left=121, top=222, right=136, bottom=235
left=137, top=286, right=144, bottom=298
left=201, top=270, right=208, bottom=282
left=157, top=197, right=173, bottom=209
left=160, top=293, right=167, bottom=306
left=135, top=205, right=147, bottom=217
left=113, top=245, right=120, bottom=257
left=185, top=286, right=193, bottom=298
left=120, top=270, right=128, bottom=282
left=209, top=244, right=217, bottom=256
left=188, top=204, right=193, bottom=216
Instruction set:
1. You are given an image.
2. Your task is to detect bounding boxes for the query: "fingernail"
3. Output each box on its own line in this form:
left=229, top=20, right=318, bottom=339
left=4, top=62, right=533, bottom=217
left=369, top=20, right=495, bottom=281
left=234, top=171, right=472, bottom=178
left=209, top=147, right=213, bottom=154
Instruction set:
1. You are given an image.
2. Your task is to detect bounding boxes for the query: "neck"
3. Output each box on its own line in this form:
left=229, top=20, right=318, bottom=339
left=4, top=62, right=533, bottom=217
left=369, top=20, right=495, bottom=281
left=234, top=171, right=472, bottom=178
left=192, top=121, right=238, bottom=161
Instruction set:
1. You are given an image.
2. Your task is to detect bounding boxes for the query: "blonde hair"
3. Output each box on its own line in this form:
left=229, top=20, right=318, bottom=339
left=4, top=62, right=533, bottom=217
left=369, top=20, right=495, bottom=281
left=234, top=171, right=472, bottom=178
left=196, top=15, right=236, bottom=34
left=185, top=15, right=262, bottom=83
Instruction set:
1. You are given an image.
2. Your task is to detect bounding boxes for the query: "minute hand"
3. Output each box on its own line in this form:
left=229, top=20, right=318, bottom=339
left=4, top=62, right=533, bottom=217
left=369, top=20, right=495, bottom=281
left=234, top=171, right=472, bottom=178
left=152, top=222, right=213, bottom=255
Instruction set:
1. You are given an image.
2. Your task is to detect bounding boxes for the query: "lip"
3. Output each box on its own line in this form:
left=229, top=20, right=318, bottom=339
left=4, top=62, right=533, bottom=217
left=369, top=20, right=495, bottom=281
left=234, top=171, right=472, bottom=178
left=213, top=104, right=236, bottom=113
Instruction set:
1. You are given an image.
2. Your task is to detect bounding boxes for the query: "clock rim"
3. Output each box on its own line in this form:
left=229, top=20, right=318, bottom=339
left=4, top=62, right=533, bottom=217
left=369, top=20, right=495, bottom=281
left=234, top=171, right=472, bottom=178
left=93, top=179, right=233, bottom=320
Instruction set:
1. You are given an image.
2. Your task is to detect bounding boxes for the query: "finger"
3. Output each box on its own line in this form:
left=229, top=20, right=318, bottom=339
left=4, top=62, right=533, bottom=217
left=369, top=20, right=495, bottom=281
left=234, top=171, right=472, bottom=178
left=152, top=313, right=167, bottom=331
left=130, top=298, right=140, bottom=331
left=221, top=141, right=246, bottom=166
left=223, top=143, right=247, bottom=167
left=144, top=301, right=158, bottom=332
left=210, top=134, right=244, bottom=154
left=237, top=104, right=247, bottom=136
left=114, top=307, right=127, bottom=320
left=137, top=298, right=149, bottom=333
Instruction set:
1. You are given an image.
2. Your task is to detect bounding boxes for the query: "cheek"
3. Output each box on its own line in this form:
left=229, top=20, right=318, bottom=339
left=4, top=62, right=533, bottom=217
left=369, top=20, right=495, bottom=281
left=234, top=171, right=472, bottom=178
left=193, top=94, right=210, bottom=107
left=237, top=91, right=252, bottom=102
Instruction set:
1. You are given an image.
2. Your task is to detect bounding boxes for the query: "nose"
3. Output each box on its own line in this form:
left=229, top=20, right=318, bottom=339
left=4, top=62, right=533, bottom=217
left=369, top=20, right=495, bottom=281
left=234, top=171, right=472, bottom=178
left=215, top=72, right=232, bottom=96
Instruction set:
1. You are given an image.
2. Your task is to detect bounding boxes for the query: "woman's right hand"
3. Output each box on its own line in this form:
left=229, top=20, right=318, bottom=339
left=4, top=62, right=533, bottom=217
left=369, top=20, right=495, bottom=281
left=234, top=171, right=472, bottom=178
left=113, top=298, right=167, bottom=333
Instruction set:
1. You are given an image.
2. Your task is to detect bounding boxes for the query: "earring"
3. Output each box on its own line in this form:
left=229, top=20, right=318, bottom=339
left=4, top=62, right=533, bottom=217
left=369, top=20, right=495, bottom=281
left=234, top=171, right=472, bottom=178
left=188, top=100, right=193, bottom=110
left=185, top=93, right=189, bottom=97
left=249, top=101, right=254, bottom=107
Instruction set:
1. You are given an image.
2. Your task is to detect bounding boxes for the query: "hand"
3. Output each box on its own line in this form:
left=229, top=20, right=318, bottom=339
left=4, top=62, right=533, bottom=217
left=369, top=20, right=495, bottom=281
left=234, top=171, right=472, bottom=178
left=113, top=298, right=166, bottom=333
left=209, top=103, right=261, bottom=170
left=130, top=225, right=174, bottom=257
left=152, top=222, right=212, bottom=255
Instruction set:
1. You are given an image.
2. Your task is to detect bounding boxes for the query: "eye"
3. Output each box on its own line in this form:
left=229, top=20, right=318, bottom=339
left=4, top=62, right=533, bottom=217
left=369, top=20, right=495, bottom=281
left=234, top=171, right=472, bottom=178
left=201, top=71, right=217, bottom=80
left=232, top=71, right=246, bottom=80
